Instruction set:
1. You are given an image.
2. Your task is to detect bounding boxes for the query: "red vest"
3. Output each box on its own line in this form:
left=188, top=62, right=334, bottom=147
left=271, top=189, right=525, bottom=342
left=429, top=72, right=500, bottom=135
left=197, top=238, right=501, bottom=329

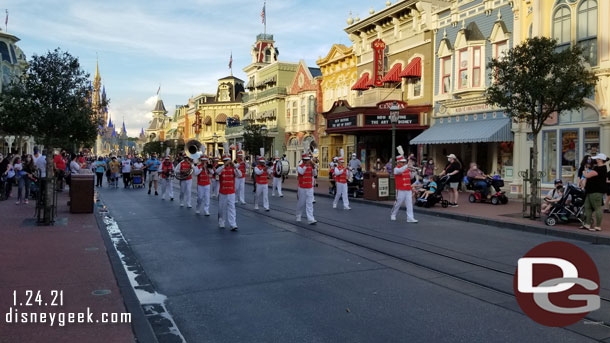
left=161, top=161, right=173, bottom=179
left=255, top=165, right=268, bottom=184
left=219, top=166, right=236, bottom=194
left=237, top=159, right=246, bottom=178
left=298, top=164, right=314, bottom=189
left=179, top=161, right=192, bottom=181
left=395, top=168, right=412, bottom=191
left=335, top=166, right=347, bottom=184
left=197, top=165, right=210, bottom=186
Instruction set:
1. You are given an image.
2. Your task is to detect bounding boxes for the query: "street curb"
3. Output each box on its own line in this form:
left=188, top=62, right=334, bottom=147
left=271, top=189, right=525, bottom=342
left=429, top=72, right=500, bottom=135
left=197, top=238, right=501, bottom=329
left=274, top=184, right=610, bottom=246
left=93, top=202, right=159, bottom=343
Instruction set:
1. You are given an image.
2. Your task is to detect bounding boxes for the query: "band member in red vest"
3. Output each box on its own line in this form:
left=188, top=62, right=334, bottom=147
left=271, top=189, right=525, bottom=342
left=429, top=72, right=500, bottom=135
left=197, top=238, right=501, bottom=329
left=160, top=156, right=174, bottom=201
left=254, top=157, right=272, bottom=211
left=216, top=154, right=241, bottom=230
left=210, top=156, right=220, bottom=198
left=332, top=157, right=351, bottom=210
left=296, top=153, right=317, bottom=224
left=235, top=150, right=247, bottom=204
left=194, top=154, right=212, bottom=216
left=174, top=155, right=193, bottom=208
left=271, top=157, right=283, bottom=197
left=391, top=155, right=418, bottom=223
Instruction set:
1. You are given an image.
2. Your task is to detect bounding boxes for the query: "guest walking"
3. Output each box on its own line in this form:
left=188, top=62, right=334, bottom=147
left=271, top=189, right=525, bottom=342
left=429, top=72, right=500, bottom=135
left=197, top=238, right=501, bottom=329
left=582, top=153, right=608, bottom=232
left=94, top=157, right=106, bottom=187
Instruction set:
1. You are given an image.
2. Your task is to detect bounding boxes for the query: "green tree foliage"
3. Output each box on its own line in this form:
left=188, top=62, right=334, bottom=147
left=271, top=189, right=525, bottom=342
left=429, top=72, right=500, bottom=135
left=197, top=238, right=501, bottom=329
left=486, top=37, right=597, bottom=217
left=0, top=48, right=98, bottom=149
left=143, top=141, right=163, bottom=155
left=242, top=124, right=265, bottom=155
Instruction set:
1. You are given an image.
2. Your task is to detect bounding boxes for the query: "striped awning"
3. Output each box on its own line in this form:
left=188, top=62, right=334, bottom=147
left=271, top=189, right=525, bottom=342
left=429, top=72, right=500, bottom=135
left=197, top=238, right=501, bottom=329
left=215, top=113, right=227, bottom=123
left=381, top=63, right=402, bottom=83
left=351, top=72, right=370, bottom=91
left=410, top=118, right=513, bottom=145
left=401, top=57, right=422, bottom=79
left=203, top=116, right=212, bottom=125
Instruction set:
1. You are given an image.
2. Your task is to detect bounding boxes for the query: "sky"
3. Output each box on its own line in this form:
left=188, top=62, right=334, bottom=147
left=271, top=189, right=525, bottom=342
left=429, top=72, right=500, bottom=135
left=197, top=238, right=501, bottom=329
left=6, top=0, right=383, bottom=136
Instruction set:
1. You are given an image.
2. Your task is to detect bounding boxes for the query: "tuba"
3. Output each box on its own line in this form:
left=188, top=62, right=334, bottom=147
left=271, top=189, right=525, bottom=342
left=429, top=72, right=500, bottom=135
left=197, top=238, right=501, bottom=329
left=186, top=139, right=205, bottom=163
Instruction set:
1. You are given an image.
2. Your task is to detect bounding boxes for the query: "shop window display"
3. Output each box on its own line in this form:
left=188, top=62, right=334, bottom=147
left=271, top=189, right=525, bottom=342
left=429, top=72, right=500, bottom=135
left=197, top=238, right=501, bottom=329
left=584, top=128, right=600, bottom=155
left=560, top=130, right=578, bottom=182
left=542, top=131, right=558, bottom=184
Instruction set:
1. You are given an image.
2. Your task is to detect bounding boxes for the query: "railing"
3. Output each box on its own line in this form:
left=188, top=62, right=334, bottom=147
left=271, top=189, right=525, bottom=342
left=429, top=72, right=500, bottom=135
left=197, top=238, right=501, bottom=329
left=242, top=87, right=287, bottom=103
left=257, top=33, right=274, bottom=41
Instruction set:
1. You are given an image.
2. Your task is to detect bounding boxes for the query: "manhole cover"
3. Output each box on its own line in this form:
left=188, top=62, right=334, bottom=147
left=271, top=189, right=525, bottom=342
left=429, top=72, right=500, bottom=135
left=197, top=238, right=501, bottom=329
left=92, top=289, right=112, bottom=296
left=85, top=247, right=99, bottom=251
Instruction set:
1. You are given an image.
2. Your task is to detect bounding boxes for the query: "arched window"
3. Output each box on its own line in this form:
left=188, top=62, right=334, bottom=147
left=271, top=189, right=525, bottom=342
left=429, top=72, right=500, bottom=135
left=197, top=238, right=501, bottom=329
left=577, top=0, right=598, bottom=65
left=0, top=42, right=11, bottom=63
left=265, top=49, right=271, bottom=63
left=552, top=6, right=571, bottom=50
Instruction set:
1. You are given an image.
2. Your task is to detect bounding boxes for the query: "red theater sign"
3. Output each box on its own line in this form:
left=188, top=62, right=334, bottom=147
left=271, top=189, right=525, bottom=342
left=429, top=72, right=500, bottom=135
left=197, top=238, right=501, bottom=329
left=372, top=39, right=386, bottom=87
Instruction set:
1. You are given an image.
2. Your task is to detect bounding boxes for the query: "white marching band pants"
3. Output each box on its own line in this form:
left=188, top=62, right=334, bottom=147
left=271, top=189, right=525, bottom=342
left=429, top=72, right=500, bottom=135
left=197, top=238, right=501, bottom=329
left=161, top=177, right=174, bottom=199
left=211, top=178, right=219, bottom=197
left=391, top=190, right=415, bottom=221
left=218, top=193, right=237, bottom=227
left=255, top=183, right=269, bottom=209
left=235, top=177, right=245, bottom=203
left=333, top=182, right=349, bottom=208
left=179, top=179, right=192, bottom=207
left=196, top=184, right=210, bottom=214
left=272, top=177, right=283, bottom=196
left=296, top=187, right=315, bottom=222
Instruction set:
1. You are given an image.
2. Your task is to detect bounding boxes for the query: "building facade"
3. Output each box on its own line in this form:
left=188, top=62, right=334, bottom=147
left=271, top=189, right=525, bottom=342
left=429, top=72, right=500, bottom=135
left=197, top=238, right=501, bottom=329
left=145, top=98, right=170, bottom=143
left=316, top=44, right=358, bottom=177
left=231, top=34, right=298, bottom=158
left=511, top=0, right=610, bottom=194
left=284, top=60, right=321, bottom=174
left=322, top=0, right=443, bottom=171
left=411, top=0, right=515, bottom=184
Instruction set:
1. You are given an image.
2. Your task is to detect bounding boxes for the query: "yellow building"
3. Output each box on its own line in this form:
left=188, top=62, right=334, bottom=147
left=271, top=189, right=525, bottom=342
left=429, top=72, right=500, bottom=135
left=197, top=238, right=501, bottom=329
left=316, top=44, right=358, bottom=177
left=511, top=0, right=610, bottom=193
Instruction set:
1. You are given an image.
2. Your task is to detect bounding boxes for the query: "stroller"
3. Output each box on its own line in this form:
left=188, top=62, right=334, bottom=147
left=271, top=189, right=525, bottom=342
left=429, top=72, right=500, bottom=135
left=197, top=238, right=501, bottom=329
left=347, top=167, right=364, bottom=198
left=544, top=184, right=585, bottom=226
left=415, top=175, right=450, bottom=208
left=466, top=175, right=508, bottom=205
left=131, top=169, right=144, bottom=189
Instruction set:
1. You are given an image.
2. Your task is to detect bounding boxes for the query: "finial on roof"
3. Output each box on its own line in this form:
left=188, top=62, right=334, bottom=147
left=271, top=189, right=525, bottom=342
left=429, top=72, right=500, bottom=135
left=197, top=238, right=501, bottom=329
left=386, top=1, right=391, bottom=7
left=347, top=10, right=354, bottom=25
left=369, top=7, right=375, bottom=15
left=443, top=29, right=447, bottom=38
left=461, top=20, right=465, bottom=29
left=497, top=11, right=502, bottom=20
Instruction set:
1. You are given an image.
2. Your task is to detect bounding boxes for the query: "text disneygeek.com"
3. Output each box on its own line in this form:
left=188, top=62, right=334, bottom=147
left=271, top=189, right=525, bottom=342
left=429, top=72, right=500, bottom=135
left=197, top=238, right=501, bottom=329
left=5, top=307, right=131, bottom=326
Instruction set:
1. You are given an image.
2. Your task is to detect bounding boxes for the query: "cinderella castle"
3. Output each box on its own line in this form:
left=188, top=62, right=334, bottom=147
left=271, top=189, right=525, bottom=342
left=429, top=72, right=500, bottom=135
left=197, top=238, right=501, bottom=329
left=91, top=62, right=143, bottom=156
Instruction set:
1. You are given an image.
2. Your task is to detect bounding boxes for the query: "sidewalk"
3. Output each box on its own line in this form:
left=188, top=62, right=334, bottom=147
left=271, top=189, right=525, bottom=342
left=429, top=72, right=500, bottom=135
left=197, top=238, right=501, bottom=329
left=0, top=189, right=134, bottom=342
left=249, top=175, right=610, bottom=245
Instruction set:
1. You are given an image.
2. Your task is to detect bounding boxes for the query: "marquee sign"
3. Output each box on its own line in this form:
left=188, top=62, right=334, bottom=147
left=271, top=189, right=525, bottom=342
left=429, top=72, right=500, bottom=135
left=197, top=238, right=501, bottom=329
left=328, top=116, right=357, bottom=129
left=372, top=39, right=386, bottom=87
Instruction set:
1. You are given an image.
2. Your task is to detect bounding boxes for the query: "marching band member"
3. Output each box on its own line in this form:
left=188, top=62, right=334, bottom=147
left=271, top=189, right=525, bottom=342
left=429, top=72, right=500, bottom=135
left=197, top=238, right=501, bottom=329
left=193, top=154, right=212, bottom=216
left=210, top=156, right=220, bottom=198
left=254, top=157, right=272, bottom=211
left=332, top=157, right=351, bottom=210
left=235, top=150, right=247, bottom=205
left=217, top=154, right=241, bottom=230
left=271, top=157, right=283, bottom=197
left=160, top=156, right=174, bottom=201
left=390, top=155, right=418, bottom=223
left=296, top=153, right=317, bottom=224
left=174, top=155, right=193, bottom=208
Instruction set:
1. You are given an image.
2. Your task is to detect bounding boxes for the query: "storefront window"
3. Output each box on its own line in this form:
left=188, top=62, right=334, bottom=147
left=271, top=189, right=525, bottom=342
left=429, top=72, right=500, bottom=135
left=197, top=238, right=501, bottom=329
left=584, top=128, right=600, bottom=155
left=321, top=147, right=328, bottom=167
left=498, top=142, right=513, bottom=179
left=542, top=131, right=557, bottom=183
left=560, top=130, right=578, bottom=182
left=459, top=49, right=468, bottom=88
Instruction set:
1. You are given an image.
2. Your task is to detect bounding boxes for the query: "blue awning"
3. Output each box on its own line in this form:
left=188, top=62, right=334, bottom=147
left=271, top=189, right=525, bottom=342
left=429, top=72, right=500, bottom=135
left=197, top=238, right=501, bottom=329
left=410, top=118, right=513, bottom=145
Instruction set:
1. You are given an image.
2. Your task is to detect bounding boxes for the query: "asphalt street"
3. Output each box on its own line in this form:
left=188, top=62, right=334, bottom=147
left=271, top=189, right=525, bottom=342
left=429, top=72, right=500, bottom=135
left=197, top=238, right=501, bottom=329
left=98, top=180, right=610, bottom=343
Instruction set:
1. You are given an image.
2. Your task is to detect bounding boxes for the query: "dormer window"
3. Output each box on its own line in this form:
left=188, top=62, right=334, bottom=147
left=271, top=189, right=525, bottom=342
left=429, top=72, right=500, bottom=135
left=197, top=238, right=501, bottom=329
left=265, top=49, right=271, bottom=63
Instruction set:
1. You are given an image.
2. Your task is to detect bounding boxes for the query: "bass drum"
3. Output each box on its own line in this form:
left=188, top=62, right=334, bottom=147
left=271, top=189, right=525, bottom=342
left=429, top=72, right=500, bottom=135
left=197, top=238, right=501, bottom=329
left=275, top=160, right=290, bottom=176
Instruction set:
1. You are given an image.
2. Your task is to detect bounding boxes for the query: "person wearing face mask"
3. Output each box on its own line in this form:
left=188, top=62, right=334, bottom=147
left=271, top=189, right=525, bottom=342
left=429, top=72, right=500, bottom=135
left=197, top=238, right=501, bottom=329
left=582, top=153, right=608, bottom=231
left=423, top=159, right=435, bottom=183
left=541, top=179, right=565, bottom=215
left=145, top=153, right=161, bottom=195
left=439, top=154, right=462, bottom=207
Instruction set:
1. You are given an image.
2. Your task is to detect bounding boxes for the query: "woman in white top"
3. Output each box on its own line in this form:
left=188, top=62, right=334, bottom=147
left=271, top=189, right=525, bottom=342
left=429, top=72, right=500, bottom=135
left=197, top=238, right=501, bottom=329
left=70, top=155, right=81, bottom=175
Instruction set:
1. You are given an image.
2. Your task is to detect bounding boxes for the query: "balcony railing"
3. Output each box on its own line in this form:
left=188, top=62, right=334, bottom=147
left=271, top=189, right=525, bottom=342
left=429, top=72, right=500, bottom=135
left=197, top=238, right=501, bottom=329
left=354, top=88, right=402, bottom=107
left=257, top=33, right=274, bottom=41
left=225, top=124, right=245, bottom=136
left=242, top=87, right=287, bottom=103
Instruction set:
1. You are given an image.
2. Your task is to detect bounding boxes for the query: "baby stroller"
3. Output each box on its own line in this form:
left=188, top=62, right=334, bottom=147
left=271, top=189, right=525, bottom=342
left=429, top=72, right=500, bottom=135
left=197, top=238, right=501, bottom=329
left=347, top=167, right=364, bottom=198
left=415, top=175, right=450, bottom=208
left=466, top=175, right=508, bottom=205
left=131, top=169, right=144, bottom=189
left=545, top=184, right=585, bottom=226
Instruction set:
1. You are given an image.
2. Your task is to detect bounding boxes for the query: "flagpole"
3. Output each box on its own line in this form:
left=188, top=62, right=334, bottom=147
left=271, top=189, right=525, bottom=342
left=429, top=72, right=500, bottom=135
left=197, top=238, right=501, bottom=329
left=263, top=1, right=266, bottom=36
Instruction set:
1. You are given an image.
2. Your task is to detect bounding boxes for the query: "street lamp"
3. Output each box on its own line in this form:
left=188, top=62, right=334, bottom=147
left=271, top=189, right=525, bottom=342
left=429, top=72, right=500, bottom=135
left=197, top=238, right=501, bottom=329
left=160, top=140, right=164, bottom=156
left=212, top=132, right=219, bottom=156
left=260, top=125, right=268, bottom=157
left=389, top=101, right=400, bottom=198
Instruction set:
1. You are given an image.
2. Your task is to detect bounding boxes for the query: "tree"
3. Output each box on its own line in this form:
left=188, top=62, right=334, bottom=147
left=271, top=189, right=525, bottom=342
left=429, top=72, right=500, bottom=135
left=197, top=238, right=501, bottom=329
left=486, top=37, right=597, bottom=218
left=0, top=48, right=98, bottom=150
left=143, top=141, right=163, bottom=155
left=242, top=124, right=266, bottom=156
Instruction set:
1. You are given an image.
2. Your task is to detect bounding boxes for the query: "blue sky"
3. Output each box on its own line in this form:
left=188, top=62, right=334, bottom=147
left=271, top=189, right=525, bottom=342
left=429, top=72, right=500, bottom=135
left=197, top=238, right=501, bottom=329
left=8, top=0, right=382, bottom=136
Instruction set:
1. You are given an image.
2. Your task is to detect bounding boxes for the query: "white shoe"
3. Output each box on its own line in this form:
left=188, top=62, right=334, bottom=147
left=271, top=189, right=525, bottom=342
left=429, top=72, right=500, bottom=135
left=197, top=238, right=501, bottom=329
left=391, top=216, right=396, bottom=221
left=265, top=208, right=270, bottom=212
left=187, top=205, right=192, bottom=208
left=254, top=205, right=259, bottom=210
left=240, top=201, right=246, bottom=205
left=195, top=210, right=200, bottom=214
left=279, top=194, right=283, bottom=197
left=333, top=204, right=337, bottom=209
left=313, top=200, right=316, bottom=203
left=219, top=224, right=225, bottom=229
left=407, top=219, right=419, bottom=223
left=344, top=206, right=351, bottom=210
left=296, top=217, right=301, bottom=222
left=180, top=203, right=184, bottom=207
left=272, top=194, right=275, bottom=197
left=205, top=212, right=210, bottom=216
left=308, top=220, right=317, bottom=225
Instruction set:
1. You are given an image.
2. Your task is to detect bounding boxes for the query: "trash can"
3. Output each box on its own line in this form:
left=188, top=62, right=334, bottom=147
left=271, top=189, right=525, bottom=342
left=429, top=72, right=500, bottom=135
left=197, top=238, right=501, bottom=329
left=69, top=171, right=94, bottom=213
left=363, top=172, right=379, bottom=201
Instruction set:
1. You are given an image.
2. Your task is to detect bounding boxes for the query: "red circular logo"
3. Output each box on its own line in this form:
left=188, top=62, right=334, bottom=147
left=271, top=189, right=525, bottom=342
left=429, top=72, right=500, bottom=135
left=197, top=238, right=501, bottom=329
left=513, top=241, right=600, bottom=327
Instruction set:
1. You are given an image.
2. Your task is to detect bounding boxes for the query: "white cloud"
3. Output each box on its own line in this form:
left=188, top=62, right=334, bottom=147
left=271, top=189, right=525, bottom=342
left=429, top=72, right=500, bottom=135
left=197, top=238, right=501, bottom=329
left=110, top=95, right=158, bottom=137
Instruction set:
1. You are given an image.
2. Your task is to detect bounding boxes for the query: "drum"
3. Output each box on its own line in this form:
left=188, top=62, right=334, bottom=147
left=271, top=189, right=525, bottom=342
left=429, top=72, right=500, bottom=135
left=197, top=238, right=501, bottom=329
left=275, top=160, right=290, bottom=176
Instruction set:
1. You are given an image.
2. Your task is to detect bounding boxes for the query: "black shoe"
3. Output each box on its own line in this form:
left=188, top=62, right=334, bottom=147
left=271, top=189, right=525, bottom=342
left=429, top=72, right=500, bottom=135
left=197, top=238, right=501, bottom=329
left=170, top=197, right=174, bottom=201
left=231, top=227, right=238, bottom=231
left=155, top=191, right=158, bottom=196
left=148, top=189, right=151, bottom=195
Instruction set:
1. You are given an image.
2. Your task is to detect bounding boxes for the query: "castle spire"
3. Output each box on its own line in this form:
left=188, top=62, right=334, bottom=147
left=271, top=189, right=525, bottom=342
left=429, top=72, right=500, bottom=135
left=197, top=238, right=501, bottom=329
left=95, top=59, right=101, bottom=83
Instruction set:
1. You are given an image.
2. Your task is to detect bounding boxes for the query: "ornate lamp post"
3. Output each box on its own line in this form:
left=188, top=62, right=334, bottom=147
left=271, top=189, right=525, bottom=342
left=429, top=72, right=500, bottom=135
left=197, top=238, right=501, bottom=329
left=160, top=140, right=164, bottom=157
left=389, top=101, right=400, bottom=198
left=260, top=125, right=268, bottom=158
left=212, top=132, right=219, bottom=156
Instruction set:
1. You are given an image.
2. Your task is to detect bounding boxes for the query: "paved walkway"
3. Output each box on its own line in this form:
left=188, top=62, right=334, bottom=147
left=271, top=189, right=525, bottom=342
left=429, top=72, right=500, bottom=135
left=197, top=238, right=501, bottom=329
left=248, top=175, right=610, bottom=242
left=0, top=189, right=134, bottom=342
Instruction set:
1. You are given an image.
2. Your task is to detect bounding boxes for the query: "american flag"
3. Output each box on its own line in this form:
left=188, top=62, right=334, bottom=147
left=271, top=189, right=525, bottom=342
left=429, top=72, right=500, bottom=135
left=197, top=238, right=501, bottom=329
left=5, top=10, right=7, bottom=27
left=156, top=85, right=160, bottom=95
left=228, top=52, right=232, bottom=69
left=261, top=2, right=266, bottom=24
